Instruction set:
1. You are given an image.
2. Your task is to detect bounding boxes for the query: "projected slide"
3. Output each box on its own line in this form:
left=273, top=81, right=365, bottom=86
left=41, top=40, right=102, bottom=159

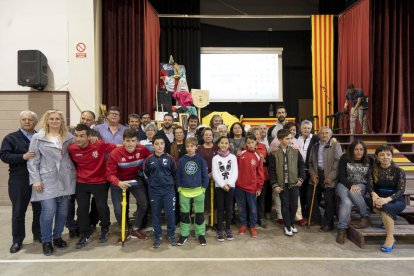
left=201, top=48, right=283, bottom=102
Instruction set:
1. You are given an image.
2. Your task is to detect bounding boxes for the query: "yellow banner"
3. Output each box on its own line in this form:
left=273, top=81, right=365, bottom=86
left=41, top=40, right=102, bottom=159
left=311, top=15, right=334, bottom=131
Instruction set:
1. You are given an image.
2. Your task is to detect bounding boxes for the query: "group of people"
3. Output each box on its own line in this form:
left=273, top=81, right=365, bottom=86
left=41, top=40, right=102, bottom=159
left=0, top=103, right=406, bottom=256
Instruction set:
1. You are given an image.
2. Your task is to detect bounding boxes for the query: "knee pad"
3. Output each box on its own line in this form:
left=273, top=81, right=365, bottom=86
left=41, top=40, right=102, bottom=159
left=180, top=212, right=190, bottom=224
left=195, top=212, right=205, bottom=225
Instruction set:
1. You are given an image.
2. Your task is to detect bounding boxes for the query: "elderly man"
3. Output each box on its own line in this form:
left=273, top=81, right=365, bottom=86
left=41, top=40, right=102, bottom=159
left=0, top=110, right=41, bottom=253
left=95, top=106, right=127, bottom=145
left=308, top=126, right=342, bottom=231
left=297, top=120, right=319, bottom=216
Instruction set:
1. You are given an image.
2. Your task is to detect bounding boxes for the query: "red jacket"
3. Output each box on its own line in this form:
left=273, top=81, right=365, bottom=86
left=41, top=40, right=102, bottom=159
left=106, top=145, right=151, bottom=186
left=68, top=140, right=116, bottom=184
left=236, top=149, right=264, bottom=194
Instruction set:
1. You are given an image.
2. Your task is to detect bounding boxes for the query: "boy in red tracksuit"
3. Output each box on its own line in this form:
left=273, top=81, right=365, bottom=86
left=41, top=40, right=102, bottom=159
left=235, top=133, right=264, bottom=238
left=68, top=124, right=117, bottom=249
left=106, top=129, right=151, bottom=242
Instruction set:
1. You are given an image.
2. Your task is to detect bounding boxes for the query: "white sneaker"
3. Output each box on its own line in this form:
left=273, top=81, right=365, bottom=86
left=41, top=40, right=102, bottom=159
left=291, top=225, right=298, bottom=233
left=284, top=226, right=293, bottom=236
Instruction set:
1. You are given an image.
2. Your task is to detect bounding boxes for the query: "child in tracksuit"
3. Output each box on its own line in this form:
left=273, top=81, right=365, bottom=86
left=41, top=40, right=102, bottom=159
left=176, top=137, right=209, bottom=246
left=268, top=129, right=305, bottom=237
left=235, top=133, right=264, bottom=238
left=212, top=136, right=238, bottom=242
left=144, top=136, right=177, bottom=248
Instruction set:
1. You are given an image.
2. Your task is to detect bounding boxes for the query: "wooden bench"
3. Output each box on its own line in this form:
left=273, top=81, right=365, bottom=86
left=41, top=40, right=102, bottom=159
left=347, top=224, right=414, bottom=248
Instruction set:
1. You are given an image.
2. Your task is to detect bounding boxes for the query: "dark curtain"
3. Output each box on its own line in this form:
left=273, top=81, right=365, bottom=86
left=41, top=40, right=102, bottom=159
left=371, top=0, right=414, bottom=133
left=149, top=0, right=201, bottom=90
left=337, top=0, right=370, bottom=133
left=102, top=0, right=159, bottom=124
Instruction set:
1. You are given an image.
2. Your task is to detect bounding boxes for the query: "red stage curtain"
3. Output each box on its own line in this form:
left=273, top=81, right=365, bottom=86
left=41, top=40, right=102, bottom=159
left=144, top=3, right=160, bottom=115
left=102, top=0, right=159, bottom=123
left=371, top=0, right=414, bottom=133
left=337, top=0, right=370, bottom=133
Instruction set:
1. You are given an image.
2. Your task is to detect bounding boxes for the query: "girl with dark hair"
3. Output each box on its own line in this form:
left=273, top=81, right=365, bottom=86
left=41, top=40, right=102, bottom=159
left=336, top=140, right=373, bottom=243
left=369, top=145, right=406, bottom=252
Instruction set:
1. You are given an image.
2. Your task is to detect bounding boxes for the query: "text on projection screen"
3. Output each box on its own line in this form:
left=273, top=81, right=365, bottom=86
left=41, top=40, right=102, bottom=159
left=200, top=51, right=283, bottom=102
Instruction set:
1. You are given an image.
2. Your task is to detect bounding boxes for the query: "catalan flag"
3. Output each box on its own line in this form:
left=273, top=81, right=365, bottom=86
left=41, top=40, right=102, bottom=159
left=311, top=15, right=334, bottom=131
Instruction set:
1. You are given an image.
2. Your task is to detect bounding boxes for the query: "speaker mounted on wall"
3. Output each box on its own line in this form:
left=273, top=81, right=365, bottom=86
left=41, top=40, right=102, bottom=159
left=18, top=50, right=48, bottom=90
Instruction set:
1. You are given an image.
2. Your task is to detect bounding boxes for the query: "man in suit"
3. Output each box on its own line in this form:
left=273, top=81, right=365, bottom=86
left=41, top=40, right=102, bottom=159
left=0, top=110, right=41, bottom=253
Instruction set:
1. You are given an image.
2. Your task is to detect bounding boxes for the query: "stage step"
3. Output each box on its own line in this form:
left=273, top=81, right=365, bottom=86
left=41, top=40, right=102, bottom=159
left=347, top=224, right=414, bottom=248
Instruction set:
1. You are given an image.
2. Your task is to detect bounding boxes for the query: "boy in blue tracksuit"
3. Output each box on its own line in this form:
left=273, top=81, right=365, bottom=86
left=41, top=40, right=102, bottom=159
left=144, top=136, right=177, bottom=248
left=176, top=137, right=209, bottom=246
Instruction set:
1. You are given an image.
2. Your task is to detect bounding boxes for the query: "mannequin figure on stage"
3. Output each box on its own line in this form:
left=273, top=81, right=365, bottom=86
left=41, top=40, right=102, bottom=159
left=343, top=83, right=367, bottom=134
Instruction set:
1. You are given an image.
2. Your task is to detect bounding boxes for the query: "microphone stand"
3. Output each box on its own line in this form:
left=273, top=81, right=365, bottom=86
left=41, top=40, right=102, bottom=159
left=321, top=86, right=332, bottom=128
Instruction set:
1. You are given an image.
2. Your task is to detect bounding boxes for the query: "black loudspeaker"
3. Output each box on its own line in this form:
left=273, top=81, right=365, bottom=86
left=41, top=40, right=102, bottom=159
left=18, top=50, right=48, bottom=90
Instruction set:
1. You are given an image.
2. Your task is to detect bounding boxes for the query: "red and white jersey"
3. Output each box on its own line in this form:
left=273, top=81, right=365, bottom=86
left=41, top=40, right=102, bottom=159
left=68, top=140, right=117, bottom=184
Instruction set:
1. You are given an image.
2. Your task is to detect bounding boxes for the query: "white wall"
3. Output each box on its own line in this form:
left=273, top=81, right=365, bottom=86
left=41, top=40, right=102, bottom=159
left=0, top=0, right=101, bottom=124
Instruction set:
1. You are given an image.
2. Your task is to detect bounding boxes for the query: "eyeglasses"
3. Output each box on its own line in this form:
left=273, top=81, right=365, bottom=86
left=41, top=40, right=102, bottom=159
left=109, top=112, right=120, bottom=116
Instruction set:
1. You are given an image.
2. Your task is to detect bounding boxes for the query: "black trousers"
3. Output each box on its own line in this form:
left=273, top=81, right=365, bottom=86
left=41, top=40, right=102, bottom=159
left=307, top=169, right=335, bottom=227
left=215, top=187, right=234, bottom=231
left=257, top=180, right=269, bottom=221
left=299, top=170, right=310, bottom=217
left=67, top=193, right=100, bottom=229
left=279, top=186, right=299, bottom=228
left=75, top=183, right=110, bottom=235
left=8, top=179, right=41, bottom=243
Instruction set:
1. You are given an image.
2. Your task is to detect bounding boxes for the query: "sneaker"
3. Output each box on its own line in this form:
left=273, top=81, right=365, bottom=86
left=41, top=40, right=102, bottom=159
left=216, top=231, right=225, bottom=242
left=198, top=235, right=207, bottom=246
left=238, top=226, right=247, bottom=235
left=250, top=228, right=257, bottom=238
left=296, top=219, right=307, bottom=226
left=225, top=229, right=234, bottom=241
left=152, top=239, right=161, bottom=249
left=130, top=229, right=149, bottom=240
left=291, top=225, right=298, bottom=233
left=177, top=236, right=188, bottom=246
left=168, top=236, right=177, bottom=246
left=99, top=228, right=110, bottom=243
left=53, top=238, right=68, bottom=249
left=284, top=226, right=293, bottom=237
left=76, top=235, right=92, bottom=249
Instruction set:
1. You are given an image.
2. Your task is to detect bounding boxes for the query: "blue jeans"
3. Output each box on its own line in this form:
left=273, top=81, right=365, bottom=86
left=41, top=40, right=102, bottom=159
left=337, top=182, right=369, bottom=229
left=235, top=187, right=257, bottom=228
left=149, top=188, right=176, bottom=239
left=40, top=196, right=70, bottom=243
left=110, top=180, right=148, bottom=229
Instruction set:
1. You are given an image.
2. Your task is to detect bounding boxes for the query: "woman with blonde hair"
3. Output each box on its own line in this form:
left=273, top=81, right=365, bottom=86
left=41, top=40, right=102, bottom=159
left=27, top=110, right=76, bottom=256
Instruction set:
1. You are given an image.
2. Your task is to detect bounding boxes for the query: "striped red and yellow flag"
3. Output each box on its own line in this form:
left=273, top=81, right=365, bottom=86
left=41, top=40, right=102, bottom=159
left=311, top=15, right=334, bottom=132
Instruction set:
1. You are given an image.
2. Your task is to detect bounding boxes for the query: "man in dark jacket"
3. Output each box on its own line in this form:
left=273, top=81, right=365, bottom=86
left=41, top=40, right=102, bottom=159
left=0, top=110, right=41, bottom=253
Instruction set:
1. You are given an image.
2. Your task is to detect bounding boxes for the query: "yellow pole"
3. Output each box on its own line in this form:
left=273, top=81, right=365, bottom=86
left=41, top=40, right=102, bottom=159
left=121, top=189, right=127, bottom=246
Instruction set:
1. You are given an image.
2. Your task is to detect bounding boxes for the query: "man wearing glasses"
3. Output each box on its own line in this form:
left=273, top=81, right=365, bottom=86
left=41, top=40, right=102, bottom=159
left=95, top=106, right=127, bottom=145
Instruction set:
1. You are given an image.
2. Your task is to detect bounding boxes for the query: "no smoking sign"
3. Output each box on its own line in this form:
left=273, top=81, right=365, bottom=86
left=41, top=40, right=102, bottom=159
left=75, top=42, right=87, bottom=58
